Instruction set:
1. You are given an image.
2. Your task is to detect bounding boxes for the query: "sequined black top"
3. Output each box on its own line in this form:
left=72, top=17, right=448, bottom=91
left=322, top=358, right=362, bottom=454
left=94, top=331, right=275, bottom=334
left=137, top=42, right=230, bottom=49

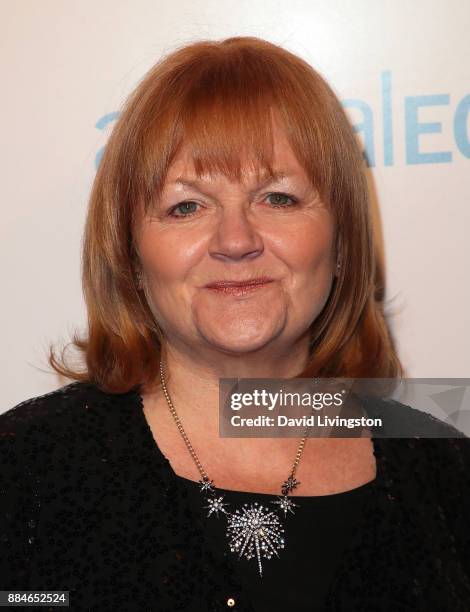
left=1, top=381, right=469, bottom=611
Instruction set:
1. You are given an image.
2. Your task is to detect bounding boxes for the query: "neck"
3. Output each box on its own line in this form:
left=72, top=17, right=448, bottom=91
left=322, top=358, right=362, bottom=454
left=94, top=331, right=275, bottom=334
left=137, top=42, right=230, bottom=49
left=143, top=335, right=311, bottom=435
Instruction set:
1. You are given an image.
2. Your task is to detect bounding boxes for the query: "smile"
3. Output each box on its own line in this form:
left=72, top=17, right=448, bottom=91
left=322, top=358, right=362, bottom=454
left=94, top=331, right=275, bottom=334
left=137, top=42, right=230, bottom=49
left=204, top=281, right=274, bottom=296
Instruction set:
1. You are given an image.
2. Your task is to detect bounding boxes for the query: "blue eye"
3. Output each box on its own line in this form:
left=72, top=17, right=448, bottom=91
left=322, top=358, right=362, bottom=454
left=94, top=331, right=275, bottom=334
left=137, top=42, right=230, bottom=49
left=168, top=201, right=199, bottom=218
left=266, top=192, right=298, bottom=207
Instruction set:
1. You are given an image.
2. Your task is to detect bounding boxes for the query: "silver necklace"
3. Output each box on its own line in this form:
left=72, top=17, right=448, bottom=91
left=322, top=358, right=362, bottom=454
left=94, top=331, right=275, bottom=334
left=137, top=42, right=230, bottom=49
left=159, top=360, right=313, bottom=577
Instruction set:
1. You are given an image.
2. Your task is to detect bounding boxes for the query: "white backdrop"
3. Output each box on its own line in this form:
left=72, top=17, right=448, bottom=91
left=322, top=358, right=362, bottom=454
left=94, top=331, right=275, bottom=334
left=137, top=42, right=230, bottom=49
left=2, top=0, right=469, bottom=410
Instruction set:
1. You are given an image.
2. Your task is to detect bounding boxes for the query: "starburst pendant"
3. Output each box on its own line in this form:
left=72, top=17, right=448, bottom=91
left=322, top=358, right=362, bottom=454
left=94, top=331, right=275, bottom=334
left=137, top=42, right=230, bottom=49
left=270, top=495, right=299, bottom=517
left=226, top=502, right=285, bottom=577
left=204, top=495, right=230, bottom=518
left=198, top=477, right=216, bottom=494
left=282, top=476, right=300, bottom=495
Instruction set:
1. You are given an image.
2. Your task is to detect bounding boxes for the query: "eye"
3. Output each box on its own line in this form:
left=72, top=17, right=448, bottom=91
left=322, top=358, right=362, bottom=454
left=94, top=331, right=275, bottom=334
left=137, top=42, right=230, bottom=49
left=167, top=201, right=200, bottom=218
left=265, top=192, right=299, bottom=208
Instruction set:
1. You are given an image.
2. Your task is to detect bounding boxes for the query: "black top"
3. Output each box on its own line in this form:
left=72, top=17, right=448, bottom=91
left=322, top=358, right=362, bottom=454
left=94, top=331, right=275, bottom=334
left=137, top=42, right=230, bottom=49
left=1, top=381, right=469, bottom=612
left=177, top=474, right=372, bottom=610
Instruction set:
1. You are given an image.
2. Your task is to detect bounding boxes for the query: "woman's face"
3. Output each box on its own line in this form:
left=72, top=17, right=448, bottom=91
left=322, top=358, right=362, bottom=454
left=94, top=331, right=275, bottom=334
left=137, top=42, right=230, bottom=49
left=136, top=121, right=337, bottom=359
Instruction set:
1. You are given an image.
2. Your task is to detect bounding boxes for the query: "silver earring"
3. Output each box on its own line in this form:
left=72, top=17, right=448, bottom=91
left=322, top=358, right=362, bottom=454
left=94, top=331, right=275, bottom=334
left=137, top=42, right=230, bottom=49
left=136, top=271, right=143, bottom=290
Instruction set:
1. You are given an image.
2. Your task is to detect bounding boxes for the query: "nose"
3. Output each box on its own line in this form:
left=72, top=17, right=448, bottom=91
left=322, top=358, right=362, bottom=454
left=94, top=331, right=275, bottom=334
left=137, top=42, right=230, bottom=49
left=208, top=206, right=264, bottom=262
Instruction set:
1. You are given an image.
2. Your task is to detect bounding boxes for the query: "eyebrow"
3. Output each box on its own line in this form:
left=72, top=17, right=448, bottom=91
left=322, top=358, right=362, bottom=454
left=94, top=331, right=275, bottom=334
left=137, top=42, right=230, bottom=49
left=172, top=171, right=290, bottom=190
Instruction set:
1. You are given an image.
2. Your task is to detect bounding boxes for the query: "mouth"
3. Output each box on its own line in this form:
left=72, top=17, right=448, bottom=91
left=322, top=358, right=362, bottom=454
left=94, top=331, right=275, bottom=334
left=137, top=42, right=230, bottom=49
left=204, top=277, right=274, bottom=296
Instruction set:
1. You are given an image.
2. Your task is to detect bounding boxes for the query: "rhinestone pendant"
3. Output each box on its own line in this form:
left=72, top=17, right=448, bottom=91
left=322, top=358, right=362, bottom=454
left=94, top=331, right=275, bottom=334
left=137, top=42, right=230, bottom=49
left=204, top=495, right=230, bottom=518
left=281, top=476, right=300, bottom=495
left=226, top=502, right=285, bottom=577
left=198, top=476, right=216, bottom=494
left=270, top=495, right=299, bottom=517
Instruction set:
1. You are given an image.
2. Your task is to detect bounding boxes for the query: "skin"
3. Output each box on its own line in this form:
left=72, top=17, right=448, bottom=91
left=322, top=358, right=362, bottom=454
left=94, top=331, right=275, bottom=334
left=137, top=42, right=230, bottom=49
left=135, top=119, right=376, bottom=495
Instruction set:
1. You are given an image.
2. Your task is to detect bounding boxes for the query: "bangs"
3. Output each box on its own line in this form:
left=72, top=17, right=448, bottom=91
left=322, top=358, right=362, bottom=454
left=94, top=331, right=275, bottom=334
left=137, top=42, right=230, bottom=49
left=177, top=90, right=278, bottom=186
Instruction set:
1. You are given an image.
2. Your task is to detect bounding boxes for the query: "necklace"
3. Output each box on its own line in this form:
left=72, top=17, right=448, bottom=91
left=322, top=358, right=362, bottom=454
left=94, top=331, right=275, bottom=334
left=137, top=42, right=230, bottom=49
left=158, top=360, right=314, bottom=577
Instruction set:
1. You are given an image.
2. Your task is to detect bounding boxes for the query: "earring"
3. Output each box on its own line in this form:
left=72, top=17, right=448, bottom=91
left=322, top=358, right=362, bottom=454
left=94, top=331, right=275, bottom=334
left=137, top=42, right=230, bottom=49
left=136, top=271, right=143, bottom=290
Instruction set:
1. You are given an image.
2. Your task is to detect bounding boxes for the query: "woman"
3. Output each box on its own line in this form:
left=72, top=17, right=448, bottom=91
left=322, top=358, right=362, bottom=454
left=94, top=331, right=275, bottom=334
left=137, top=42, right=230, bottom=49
left=1, top=36, right=469, bottom=611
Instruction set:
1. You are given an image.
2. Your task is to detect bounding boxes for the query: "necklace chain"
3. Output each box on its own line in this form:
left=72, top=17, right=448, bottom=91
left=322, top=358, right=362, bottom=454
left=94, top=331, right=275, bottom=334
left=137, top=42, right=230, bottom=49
left=158, top=360, right=312, bottom=495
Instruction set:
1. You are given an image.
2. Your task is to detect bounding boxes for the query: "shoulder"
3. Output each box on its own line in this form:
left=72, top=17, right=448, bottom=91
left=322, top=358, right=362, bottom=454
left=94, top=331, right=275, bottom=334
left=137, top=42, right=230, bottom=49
left=1, top=381, right=134, bottom=435
left=2, top=382, right=96, bottom=431
left=358, top=392, right=470, bottom=491
left=0, top=383, right=95, bottom=471
left=359, top=393, right=470, bottom=509
left=357, top=392, right=468, bottom=439
left=0, top=382, right=140, bottom=471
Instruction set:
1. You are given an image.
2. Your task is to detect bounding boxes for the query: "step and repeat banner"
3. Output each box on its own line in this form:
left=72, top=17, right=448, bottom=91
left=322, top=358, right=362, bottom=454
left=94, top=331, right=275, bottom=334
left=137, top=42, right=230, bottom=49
left=2, top=0, right=469, bottom=408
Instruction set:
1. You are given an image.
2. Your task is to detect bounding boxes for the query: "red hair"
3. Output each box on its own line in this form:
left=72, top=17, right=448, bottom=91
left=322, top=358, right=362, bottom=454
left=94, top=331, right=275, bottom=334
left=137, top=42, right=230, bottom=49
left=49, top=36, right=402, bottom=393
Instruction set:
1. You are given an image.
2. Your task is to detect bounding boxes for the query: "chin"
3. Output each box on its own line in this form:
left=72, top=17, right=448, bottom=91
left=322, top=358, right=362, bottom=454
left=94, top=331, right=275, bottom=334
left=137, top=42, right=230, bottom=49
left=202, top=333, right=279, bottom=355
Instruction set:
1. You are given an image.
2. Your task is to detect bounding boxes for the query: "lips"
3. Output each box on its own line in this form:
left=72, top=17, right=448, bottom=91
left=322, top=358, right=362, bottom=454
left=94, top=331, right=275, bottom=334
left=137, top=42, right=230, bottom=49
left=204, top=277, right=274, bottom=289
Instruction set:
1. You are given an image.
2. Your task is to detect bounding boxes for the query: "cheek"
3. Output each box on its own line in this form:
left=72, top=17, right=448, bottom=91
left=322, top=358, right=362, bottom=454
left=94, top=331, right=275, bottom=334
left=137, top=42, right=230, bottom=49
left=274, top=216, right=335, bottom=278
left=139, top=228, right=200, bottom=285
left=285, top=220, right=336, bottom=320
